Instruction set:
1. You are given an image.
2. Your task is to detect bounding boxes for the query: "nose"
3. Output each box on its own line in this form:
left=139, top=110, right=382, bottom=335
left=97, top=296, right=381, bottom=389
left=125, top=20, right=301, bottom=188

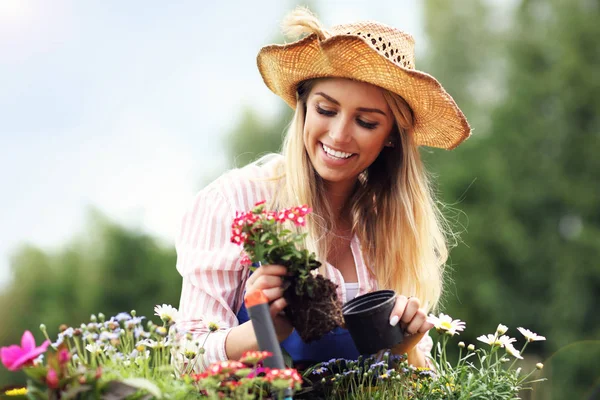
left=328, top=118, right=352, bottom=144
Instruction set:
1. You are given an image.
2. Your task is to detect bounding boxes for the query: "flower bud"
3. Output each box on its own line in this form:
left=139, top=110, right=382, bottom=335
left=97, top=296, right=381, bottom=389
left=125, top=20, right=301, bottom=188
left=496, top=324, right=508, bottom=335
left=39, top=324, right=47, bottom=333
left=467, top=344, right=475, bottom=351
left=536, top=363, right=544, bottom=370
left=58, top=324, right=68, bottom=333
left=46, top=369, right=59, bottom=389
left=131, top=310, right=137, bottom=317
left=90, top=314, right=97, bottom=323
left=208, top=322, right=219, bottom=332
left=458, top=341, right=465, bottom=348
left=98, top=313, right=105, bottom=323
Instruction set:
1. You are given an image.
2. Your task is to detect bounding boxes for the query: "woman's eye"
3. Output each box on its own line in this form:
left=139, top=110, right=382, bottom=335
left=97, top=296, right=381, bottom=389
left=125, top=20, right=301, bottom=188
left=316, top=105, right=336, bottom=116
left=357, top=119, right=378, bottom=130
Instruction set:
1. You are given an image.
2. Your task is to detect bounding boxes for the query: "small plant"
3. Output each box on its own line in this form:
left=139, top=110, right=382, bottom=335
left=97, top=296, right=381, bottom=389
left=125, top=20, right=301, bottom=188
left=231, top=200, right=344, bottom=342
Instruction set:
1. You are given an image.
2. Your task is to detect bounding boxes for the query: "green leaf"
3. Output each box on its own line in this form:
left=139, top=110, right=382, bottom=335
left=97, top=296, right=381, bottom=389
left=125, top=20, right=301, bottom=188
left=120, top=378, right=162, bottom=399
left=22, top=366, right=48, bottom=381
left=281, top=347, right=294, bottom=369
left=260, top=232, right=271, bottom=242
left=61, top=384, right=93, bottom=399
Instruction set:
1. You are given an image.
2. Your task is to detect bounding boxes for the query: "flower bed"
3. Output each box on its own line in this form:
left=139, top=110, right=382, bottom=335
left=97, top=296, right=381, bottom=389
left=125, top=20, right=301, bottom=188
left=0, top=306, right=545, bottom=399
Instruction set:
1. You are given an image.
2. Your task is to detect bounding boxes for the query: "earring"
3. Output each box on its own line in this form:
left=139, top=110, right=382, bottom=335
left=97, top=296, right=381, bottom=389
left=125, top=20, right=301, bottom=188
left=386, top=140, right=395, bottom=148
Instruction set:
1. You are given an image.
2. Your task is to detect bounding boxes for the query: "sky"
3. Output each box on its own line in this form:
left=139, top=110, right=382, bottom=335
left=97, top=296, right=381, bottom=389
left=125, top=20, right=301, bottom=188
left=0, top=0, right=424, bottom=287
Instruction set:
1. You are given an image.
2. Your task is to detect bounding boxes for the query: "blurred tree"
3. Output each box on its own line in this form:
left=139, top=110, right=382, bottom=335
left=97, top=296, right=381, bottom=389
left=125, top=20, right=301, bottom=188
left=422, top=0, right=600, bottom=398
left=224, top=0, right=319, bottom=169
left=0, top=209, right=179, bottom=388
left=225, top=106, right=293, bottom=168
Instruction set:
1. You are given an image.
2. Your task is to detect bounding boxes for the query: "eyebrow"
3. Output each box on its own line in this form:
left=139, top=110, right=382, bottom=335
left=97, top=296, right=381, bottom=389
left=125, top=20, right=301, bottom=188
left=314, top=91, right=388, bottom=116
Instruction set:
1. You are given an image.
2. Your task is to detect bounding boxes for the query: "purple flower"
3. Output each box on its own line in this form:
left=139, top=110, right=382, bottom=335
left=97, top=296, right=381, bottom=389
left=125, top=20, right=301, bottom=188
left=114, top=312, right=132, bottom=321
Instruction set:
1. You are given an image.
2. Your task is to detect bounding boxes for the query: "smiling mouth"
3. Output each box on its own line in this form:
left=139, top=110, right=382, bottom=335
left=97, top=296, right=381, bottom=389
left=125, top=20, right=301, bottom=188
left=321, top=143, right=355, bottom=159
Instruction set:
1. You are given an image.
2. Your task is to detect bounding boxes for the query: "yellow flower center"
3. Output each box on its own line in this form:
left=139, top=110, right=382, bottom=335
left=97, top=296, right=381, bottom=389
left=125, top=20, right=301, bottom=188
left=5, top=388, right=28, bottom=396
left=441, top=321, right=452, bottom=330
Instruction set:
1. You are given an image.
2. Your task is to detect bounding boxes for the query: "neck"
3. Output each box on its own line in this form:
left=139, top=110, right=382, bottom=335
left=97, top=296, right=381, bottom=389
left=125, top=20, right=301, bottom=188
left=323, top=179, right=356, bottom=224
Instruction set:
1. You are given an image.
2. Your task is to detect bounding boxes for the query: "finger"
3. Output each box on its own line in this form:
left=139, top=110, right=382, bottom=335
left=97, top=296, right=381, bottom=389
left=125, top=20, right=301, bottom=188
left=246, top=265, right=288, bottom=286
left=270, top=297, right=288, bottom=317
left=250, top=275, right=284, bottom=291
left=417, top=318, right=435, bottom=333
left=390, top=295, right=408, bottom=326
left=262, top=287, right=284, bottom=302
left=400, top=297, right=421, bottom=325
left=405, top=309, right=427, bottom=335
left=260, top=264, right=289, bottom=275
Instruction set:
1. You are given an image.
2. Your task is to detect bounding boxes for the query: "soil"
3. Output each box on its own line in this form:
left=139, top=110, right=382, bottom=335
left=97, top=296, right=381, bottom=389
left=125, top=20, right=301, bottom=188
left=282, top=275, right=344, bottom=342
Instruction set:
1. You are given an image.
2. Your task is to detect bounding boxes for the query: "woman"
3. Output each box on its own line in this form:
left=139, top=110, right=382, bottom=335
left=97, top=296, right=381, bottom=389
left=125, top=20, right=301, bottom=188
left=175, top=7, right=471, bottom=371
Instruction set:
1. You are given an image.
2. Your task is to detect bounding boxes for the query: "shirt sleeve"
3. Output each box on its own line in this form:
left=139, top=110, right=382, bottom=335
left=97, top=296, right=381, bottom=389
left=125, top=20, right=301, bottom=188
left=174, top=188, right=248, bottom=371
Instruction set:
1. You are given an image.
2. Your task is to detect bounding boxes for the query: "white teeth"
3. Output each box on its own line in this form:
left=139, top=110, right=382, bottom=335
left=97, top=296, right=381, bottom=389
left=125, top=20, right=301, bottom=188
left=322, top=143, right=353, bottom=159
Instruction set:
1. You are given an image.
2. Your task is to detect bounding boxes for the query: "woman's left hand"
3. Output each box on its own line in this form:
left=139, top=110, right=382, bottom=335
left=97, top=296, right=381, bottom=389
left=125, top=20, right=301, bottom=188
left=388, top=295, right=434, bottom=357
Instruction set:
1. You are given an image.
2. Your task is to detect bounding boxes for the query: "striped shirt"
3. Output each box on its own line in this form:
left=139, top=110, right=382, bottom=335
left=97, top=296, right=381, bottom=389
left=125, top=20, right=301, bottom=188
left=175, top=155, right=433, bottom=370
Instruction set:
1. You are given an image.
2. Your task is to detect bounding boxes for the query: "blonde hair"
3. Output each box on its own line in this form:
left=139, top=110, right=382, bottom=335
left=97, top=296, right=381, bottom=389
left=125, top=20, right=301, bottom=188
left=258, top=7, right=451, bottom=313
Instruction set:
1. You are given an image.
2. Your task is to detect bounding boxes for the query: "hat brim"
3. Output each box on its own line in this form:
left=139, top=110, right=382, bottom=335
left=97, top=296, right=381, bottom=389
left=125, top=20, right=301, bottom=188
left=257, top=34, right=471, bottom=150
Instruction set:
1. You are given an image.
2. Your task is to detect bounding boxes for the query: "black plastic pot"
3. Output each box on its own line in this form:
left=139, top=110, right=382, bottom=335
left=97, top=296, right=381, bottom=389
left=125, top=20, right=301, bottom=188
left=342, top=289, right=404, bottom=355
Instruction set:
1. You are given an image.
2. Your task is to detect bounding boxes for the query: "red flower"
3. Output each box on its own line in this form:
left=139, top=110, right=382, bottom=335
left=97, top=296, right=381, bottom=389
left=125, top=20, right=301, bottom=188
left=240, top=350, right=273, bottom=365
left=206, top=360, right=245, bottom=377
left=264, top=368, right=303, bottom=387
left=240, top=253, right=252, bottom=267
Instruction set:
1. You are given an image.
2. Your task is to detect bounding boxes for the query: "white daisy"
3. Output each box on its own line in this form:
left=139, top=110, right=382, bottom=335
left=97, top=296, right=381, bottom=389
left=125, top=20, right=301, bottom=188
left=427, top=313, right=466, bottom=336
left=85, top=343, right=103, bottom=354
left=135, top=339, right=158, bottom=349
left=154, top=304, right=179, bottom=324
left=504, top=342, right=523, bottom=359
left=182, top=342, right=201, bottom=360
left=477, top=334, right=516, bottom=348
left=517, top=327, right=546, bottom=342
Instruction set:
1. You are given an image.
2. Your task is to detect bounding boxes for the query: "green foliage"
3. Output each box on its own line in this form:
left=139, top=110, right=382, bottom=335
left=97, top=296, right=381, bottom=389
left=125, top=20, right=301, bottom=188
left=0, top=209, right=179, bottom=389
left=225, top=106, right=293, bottom=169
left=421, top=0, right=600, bottom=398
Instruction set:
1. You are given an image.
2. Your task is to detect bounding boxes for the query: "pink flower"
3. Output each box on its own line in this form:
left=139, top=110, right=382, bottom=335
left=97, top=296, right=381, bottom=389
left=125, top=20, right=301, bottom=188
left=1, top=331, right=50, bottom=371
left=58, top=349, right=70, bottom=365
left=46, top=368, right=59, bottom=389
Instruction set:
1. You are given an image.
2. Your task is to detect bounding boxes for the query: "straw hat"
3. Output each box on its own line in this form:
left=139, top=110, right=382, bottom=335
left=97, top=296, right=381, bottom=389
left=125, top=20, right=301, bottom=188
left=257, top=8, right=471, bottom=150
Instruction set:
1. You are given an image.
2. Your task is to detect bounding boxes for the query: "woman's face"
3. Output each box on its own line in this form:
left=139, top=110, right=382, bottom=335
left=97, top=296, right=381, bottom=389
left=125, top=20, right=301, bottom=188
left=303, top=78, right=395, bottom=189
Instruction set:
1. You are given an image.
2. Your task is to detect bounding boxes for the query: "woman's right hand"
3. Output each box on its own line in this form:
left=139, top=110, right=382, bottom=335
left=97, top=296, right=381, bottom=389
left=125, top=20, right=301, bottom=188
left=245, top=264, right=293, bottom=342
